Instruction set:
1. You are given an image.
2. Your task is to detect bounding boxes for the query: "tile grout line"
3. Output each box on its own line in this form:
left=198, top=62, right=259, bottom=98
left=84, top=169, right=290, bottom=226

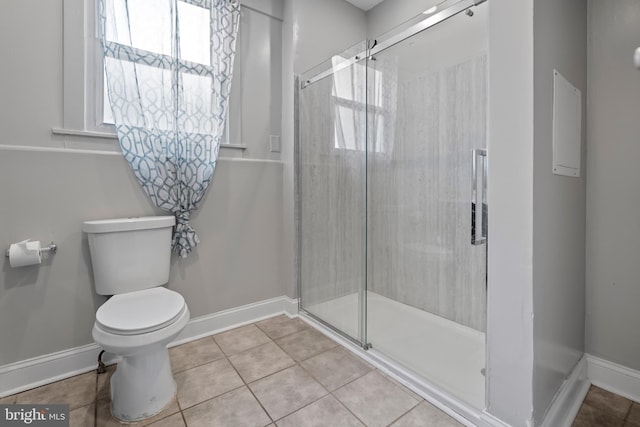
left=270, top=385, right=331, bottom=425
left=212, top=325, right=275, bottom=359
left=94, top=369, right=99, bottom=427
left=179, top=383, right=247, bottom=413
left=283, top=332, right=425, bottom=426
left=171, top=351, right=227, bottom=376
left=327, top=388, right=370, bottom=426
left=243, top=358, right=297, bottom=385
left=253, top=315, right=311, bottom=341
left=277, top=330, right=336, bottom=420
left=324, top=371, right=390, bottom=427
left=270, top=327, right=340, bottom=365
left=229, top=361, right=280, bottom=424
left=624, top=405, right=638, bottom=426
left=174, top=392, right=188, bottom=427
left=225, top=344, right=277, bottom=425
left=298, top=346, right=375, bottom=390
left=212, top=333, right=250, bottom=360
left=267, top=333, right=369, bottom=425
left=227, top=331, right=300, bottom=384
left=291, top=340, right=412, bottom=399
left=252, top=319, right=421, bottom=426
left=175, top=331, right=303, bottom=419
left=579, top=386, right=635, bottom=427
left=383, top=399, right=422, bottom=427
left=238, top=321, right=341, bottom=424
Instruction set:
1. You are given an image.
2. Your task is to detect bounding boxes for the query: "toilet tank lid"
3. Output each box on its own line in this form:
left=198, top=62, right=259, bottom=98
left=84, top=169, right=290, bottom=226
left=82, top=216, right=175, bottom=233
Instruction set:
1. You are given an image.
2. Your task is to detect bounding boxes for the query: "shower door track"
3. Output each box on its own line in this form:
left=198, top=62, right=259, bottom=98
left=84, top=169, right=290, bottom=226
left=299, top=307, right=371, bottom=350
left=300, top=0, right=487, bottom=89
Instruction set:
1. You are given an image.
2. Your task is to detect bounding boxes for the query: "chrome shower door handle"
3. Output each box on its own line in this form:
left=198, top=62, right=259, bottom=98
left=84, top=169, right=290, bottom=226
left=471, top=148, right=487, bottom=245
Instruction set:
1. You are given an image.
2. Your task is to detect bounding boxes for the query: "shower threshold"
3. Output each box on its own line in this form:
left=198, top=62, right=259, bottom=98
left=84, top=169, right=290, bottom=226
left=304, top=291, right=485, bottom=411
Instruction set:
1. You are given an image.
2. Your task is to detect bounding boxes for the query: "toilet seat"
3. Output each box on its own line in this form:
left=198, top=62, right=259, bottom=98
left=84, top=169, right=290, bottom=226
left=96, top=287, right=186, bottom=336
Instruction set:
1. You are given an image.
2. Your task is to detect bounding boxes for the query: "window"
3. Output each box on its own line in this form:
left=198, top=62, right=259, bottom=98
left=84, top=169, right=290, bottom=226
left=76, top=0, right=219, bottom=133
left=97, top=0, right=237, bottom=140
left=59, top=0, right=281, bottom=153
left=99, top=0, right=219, bottom=128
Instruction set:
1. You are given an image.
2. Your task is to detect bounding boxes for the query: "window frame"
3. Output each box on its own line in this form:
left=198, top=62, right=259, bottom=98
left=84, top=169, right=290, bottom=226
left=56, top=0, right=116, bottom=139
left=58, top=0, right=238, bottom=144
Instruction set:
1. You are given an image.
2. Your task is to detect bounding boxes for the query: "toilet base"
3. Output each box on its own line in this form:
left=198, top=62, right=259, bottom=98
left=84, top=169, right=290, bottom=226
left=110, top=345, right=176, bottom=422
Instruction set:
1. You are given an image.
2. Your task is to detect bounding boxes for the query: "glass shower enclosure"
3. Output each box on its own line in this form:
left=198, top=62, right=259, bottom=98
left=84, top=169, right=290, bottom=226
left=298, top=0, right=488, bottom=409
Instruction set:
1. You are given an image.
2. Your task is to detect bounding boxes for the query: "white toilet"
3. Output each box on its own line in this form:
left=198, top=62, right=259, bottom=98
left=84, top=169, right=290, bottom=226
left=83, top=216, right=190, bottom=422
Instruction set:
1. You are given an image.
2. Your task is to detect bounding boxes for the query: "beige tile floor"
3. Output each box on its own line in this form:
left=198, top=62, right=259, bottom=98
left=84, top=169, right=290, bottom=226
left=3, top=315, right=638, bottom=426
left=573, top=386, right=640, bottom=427
left=1, top=315, right=463, bottom=427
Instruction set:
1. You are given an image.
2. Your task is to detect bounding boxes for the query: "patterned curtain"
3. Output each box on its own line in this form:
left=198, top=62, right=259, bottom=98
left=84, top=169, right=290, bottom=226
left=99, top=0, right=240, bottom=257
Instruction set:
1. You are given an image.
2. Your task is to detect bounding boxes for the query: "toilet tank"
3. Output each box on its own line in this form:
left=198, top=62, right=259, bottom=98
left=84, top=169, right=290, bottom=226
left=83, top=216, right=175, bottom=295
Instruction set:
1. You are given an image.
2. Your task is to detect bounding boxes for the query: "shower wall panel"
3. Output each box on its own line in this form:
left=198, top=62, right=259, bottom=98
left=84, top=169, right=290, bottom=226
left=368, top=54, right=487, bottom=331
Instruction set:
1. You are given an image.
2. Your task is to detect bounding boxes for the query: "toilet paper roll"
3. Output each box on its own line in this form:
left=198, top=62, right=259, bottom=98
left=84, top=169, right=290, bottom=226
left=9, top=240, right=42, bottom=268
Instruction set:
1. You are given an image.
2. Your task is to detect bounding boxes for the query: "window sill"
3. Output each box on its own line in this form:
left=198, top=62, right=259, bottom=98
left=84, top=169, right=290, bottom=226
left=52, top=128, right=248, bottom=150
left=220, top=144, right=247, bottom=150
left=52, top=127, right=117, bottom=139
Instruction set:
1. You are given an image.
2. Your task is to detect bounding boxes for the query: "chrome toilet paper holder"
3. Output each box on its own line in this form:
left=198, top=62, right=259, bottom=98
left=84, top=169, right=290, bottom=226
left=5, top=242, right=58, bottom=258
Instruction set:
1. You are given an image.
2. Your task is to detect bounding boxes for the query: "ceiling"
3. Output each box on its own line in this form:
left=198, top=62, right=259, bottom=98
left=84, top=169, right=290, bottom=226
left=343, top=0, right=386, bottom=11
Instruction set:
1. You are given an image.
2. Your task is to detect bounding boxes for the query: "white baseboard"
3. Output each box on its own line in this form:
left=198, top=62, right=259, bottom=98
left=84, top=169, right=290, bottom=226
left=540, top=356, right=590, bottom=427
left=0, top=295, right=299, bottom=398
left=587, top=354, right=640, bottom=403
left=478, top=411, right=512, bottom=427
left=538, top=354, right=640, bottom=427
left=171, top=295, right=298, bottom=346
left=0, top=344, right=104, bottom=400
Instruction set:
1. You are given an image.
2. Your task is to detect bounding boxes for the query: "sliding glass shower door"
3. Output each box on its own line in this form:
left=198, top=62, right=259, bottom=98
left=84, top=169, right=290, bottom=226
left=298, top=42, right=369, bottom=345
left=365, top=2, right=488, bottom=408
left=298, top=0, right=488, bottom=410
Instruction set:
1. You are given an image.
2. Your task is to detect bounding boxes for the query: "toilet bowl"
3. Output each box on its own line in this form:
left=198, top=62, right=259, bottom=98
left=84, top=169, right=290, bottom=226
left=93, top=287, right=190, bottom=421
left=83, top=216, right=190, bottom=422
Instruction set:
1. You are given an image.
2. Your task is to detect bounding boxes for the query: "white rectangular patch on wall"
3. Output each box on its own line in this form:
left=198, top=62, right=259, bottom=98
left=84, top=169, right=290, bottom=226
left=552, top=70, right=582, bottom=177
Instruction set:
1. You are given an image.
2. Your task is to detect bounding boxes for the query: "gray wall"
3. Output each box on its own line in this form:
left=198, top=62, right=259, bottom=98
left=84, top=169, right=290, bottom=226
left=532, top=0, right=587, bottom=423
left=0, top=0, right=286, bottom=366
left=586, top=0, right=640, bottom=372
left=291, top=0, right=367, bottom=75
left=366, top=0, right=438, bottom=38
